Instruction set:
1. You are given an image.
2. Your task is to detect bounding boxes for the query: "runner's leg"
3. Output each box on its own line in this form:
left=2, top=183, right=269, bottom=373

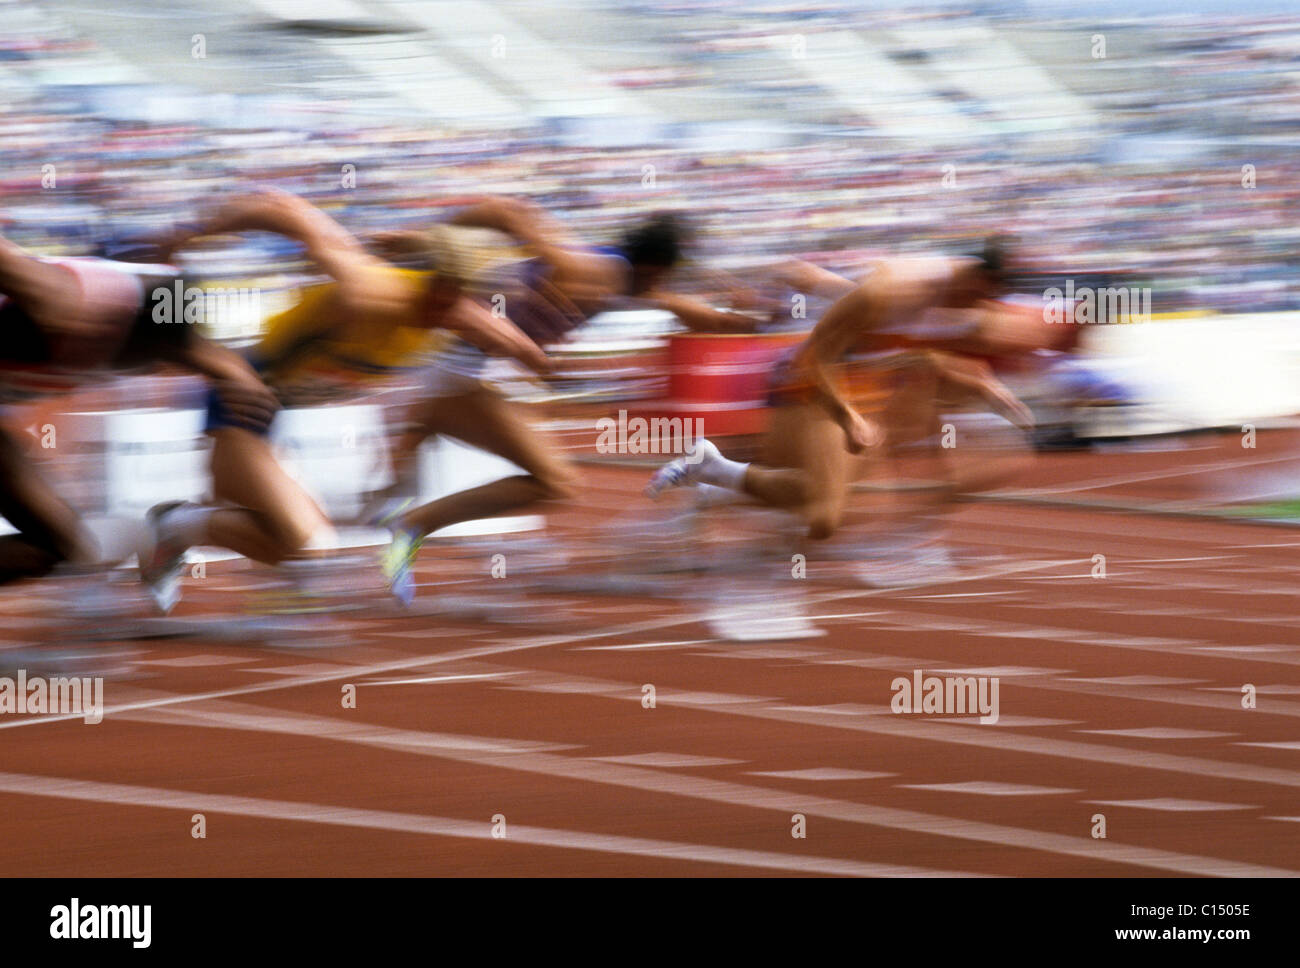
left=396, top=384, right=576, bottom=537
left=0, top=426, right=93, bottom=583
left=206, top=426, right=335, bottom=564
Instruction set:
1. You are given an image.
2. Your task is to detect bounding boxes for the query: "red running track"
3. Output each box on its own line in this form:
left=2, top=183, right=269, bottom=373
left=0, top=442, right=1298, bottom=877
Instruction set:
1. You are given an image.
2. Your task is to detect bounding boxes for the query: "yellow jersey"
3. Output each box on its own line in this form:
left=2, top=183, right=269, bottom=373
left=252, top=267, right=450, bottom=406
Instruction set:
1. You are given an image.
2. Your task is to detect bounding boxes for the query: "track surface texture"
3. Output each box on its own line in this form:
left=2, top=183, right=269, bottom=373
left=1, top=428, right=1298, bottom=877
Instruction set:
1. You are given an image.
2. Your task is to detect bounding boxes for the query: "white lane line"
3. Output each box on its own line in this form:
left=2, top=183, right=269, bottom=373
left=486, top=669, right=1300, bottom=792
left=943, top=715, right=1083, bottom=728
left=1129, top=557, right=1239, bottom=564
left=727, top=636, right=1300, bottom=724
left=510, top=607, right=1297, bottom=736
left=899, top=782, right=1079, bottom=796
left=1226, top=616, right=1300, bottom=627
left=1192, top=645, right=1299, bottom=654
left=576, top=639, right=717, bottom=653
left=591, top=753, right=744, bottom=768
left=361, top=672, right=521, bottom=687
left=952, top=519, right=1300, bottom=575
left=846, top=608, right=1300, bottom=669
left=930, top=666, right=1069, bottom=678
left=0, top=771, right=957, bottom=878
left=1088, top=799, right=1256, bottom=812
left=0, top=597, right=66, bottom=614
left=135, top=655, right=252, bottom=668
left=904, top=592, right=1023, bottom=600
left=988, top=452, right=1300, bottom=497
left=1105, top=606, right=1221, bottom=617
left=113, top=699, right=1297, bottom=877
left=1000, top=560, right=1300, bottom=602
left=0, top=604, right=730, bottom=733
left=1080, top=728, right=1233, bottom=740
left=1066, top=676, right=1208, bottom=686
left=770, top=704, right=888, bottom=717
left=748, top=769, right=895, bottom=781
left=1236, top=741, right=1300, bottom=751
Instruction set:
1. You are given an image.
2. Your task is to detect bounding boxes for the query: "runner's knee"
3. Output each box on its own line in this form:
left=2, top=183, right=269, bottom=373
left=262, top=512, right=323, bottom=561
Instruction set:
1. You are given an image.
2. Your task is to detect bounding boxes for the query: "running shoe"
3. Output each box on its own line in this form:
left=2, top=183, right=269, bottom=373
left=375, top=502, right=421, bottom=606
left=645, top=438, right=720, bottom=498
left=138, top=501, right=192, bottom=614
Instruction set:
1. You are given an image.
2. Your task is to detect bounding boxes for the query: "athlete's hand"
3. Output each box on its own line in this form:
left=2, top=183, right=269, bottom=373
left=721, top=282, right=773, bottom=314
left=214, top=377, right=281, bottom=434
left=843, top=409, right=883, bottom=454
left=442, top=295, right=554, bottom=376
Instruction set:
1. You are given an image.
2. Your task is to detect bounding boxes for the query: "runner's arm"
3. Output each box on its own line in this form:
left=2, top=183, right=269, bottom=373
left=442, top=296, right=552, bottom=375
left=644, top=290, right=757, bottom=333
left=449, top=196, right=622, bottom=301
left=162, top=334, right=281, bottom=433
left=157, top=189, right=388, bottom=290
left=770, top=259, right=859, bottom=301
left=794, top=281, right=893, bottom=452
left=799, top=283, right=877, bottom=422
left=926, top=350, right=1035, bottom=430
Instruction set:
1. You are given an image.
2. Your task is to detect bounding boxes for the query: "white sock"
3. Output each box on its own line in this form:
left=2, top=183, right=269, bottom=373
left=159, top=506, right=213, bottom=547
left=696, top=450, right=748, bottom=491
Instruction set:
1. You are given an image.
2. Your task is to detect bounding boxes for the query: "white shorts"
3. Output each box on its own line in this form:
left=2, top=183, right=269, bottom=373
left=424, top=338, right=490, bottom=398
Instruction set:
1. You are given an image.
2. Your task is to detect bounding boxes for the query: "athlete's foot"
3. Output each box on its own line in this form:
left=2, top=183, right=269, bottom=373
left=645, top=438, right=722, bottom=498
left=377, top=506, right=423, bottom=607
left=138, top=501, right=193, bottom=614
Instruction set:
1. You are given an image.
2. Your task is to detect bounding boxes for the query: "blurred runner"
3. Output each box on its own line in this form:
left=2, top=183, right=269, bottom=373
left=0, top=231, right=278, bottom=592
left=646, top=243, right=1036, bottom=573
left=130, top=189, right=552, bottom=611
left=373, top=196, right=759, bottom=604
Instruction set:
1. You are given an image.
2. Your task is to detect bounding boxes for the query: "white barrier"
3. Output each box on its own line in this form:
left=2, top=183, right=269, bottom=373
left=56, top=405, right=392, bottom=522
left=60, top=408, right=211, bottom=515
left=1079, top=313, right=1300, bottom=435
left=4, top=404, right=543, bottom=544
left=269, top=404, right=393, bottom=521
left=417, top=435, right=545, bottom=537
